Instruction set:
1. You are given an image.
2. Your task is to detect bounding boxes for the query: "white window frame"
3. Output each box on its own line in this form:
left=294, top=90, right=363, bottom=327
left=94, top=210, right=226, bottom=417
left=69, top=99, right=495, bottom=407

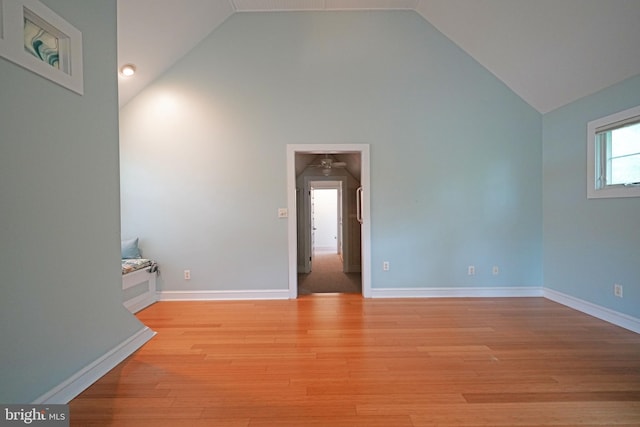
left=0, top=0, right=83, bottom=95
left=587, top=105, right=640, bottom=199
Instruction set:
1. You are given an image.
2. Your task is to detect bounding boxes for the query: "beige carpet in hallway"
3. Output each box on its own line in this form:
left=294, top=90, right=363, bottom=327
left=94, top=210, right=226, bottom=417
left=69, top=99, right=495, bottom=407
left=298, top=251, right=362, bottom=294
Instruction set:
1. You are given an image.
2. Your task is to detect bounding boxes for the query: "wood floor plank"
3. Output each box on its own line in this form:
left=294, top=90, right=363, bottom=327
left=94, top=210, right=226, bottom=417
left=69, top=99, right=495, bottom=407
left=463, top=391, right=640, bottom=403
left=408, top=402, right=640, bottom=426
left=69, top=295, right=640, bottom=426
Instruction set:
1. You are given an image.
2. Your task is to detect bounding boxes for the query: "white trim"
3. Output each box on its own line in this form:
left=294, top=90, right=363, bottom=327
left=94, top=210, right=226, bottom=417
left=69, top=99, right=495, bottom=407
left=544, top=288, right=640, bottom=334
left=158, top=289, right=291, bottom=301
left=33, top=326, right=155, bottom=404
left=0, top=0, right=83, bottom=94
left=370, top=286, right=543, bottom=299
left=587, top=104, right=640, bottom=199
left=122, top=268, right=154, bottom=290
left=287, top=146, right=297, bottom=299
left=287, top=144, right=371, bottom=298
left=122, top=268, right=157, bottom=313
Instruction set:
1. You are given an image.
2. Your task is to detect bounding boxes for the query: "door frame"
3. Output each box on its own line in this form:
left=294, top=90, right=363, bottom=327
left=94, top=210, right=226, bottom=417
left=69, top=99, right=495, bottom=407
left=286, top=144, right=371, bottom=298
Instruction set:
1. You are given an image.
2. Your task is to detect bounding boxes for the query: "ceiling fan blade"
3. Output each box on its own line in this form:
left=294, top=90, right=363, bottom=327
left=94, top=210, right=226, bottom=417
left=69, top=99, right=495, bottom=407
left=306, top=158, right=347, bottom=170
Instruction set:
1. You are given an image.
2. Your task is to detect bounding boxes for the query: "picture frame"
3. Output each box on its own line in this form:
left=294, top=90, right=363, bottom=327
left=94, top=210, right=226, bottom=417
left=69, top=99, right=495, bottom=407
left=0, top=0, right=83, bottom=94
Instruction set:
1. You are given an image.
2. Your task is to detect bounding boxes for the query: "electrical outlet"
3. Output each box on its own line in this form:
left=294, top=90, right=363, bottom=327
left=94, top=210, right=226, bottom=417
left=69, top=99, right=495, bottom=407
left=614, top=283, right=623, bottom=298
left=383, top=261, right=390, bottom=271
left=468, top=265, right=475, bottom=276
left=492, top=266, right=500, bottom=275
left=184, top=270, right=191, bottom=280
left=278, top=208, right=288, bottom=218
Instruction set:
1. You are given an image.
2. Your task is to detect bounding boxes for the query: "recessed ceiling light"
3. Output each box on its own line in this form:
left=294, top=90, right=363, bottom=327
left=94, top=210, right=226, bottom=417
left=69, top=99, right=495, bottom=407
left=120, top=64, right=136, bottom=77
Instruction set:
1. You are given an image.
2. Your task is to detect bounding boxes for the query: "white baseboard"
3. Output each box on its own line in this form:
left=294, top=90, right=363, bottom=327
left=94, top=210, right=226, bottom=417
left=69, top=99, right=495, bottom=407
left=543, top=288, right=640, bottom=334
left=158, top=289, right=291, bottom=301
left=370, top=286, right=543, bottom=299
left=34, top=326, right=156, bottom=404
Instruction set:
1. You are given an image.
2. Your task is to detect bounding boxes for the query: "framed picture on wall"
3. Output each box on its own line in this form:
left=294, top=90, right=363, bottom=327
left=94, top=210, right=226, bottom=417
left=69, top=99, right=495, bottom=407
left=0, top=0, right=83, bottom=94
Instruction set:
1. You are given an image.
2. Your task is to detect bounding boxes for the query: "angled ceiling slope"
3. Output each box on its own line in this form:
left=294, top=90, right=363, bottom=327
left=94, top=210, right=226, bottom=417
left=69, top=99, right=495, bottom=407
left=117, top=0, right=640, bottom=113
left=117, top=0, right=235, bottom=106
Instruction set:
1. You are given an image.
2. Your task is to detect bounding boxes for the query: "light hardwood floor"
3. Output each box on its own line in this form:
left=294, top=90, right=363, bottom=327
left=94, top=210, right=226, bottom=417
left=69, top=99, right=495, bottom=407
left=70, top=295, right=640, bottom=426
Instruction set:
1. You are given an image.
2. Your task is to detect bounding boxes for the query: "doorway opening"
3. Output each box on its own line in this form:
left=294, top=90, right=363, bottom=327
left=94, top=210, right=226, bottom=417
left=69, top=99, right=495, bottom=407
left=286, top=144, right=371, bottom=298
left=298, top=181, right=360, bottom=294
left=312, top=185, right=340, bottom=255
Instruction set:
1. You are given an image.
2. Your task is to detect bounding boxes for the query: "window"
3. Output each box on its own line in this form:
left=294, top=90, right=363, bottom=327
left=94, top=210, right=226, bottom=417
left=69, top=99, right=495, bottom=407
left=587, top=105, right=640, bottom=199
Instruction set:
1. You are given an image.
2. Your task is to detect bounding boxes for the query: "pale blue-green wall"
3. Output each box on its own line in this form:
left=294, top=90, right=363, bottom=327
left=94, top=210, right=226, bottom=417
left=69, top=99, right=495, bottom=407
left=543, top=74, right=640, bottom=319
left=120, top=11, right=542, bottom=292
left=0, top=0, right=144, bottom=402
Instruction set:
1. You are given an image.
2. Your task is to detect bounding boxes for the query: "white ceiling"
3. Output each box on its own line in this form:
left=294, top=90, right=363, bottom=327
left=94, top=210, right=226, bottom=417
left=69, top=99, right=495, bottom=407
left=117, top=0, right=640, bottom=113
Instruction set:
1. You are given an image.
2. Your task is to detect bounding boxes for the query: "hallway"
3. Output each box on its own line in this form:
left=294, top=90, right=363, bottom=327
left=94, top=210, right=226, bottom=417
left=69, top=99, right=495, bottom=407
left=298, top=250, right=361, bottom=295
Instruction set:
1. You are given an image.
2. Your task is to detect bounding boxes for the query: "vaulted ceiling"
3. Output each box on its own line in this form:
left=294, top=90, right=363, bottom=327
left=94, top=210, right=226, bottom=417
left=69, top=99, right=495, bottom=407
left=117, top=0, right=640, bottom=113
